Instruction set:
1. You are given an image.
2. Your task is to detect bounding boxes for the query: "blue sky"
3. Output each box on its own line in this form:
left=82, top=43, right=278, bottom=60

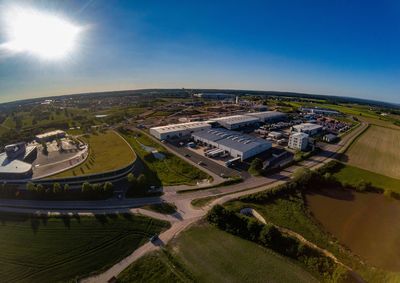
left=0, top=0, right=399, bottom=103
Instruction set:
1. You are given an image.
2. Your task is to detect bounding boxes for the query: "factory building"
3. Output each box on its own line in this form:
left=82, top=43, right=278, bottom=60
left=0, top=143, right=37, bottom=180
left=35, top=130, right=66, bottom=143
left=210, top=115, right=260, bottom=130
left=300, top=107, right=340, bottom=116
left=288, top=132, right=309, bottom=151
left=192, top=128, right=272, bottom=161
left=246, top=111, right=286, bottom=123
left=292, top=123, right=323, bottom=136
left=149, top=121, right=211, bottom=140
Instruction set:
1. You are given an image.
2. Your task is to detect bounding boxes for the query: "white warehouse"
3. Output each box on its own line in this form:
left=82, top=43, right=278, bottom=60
left=150, top=121, right=211, bottom=140
left=288, top=132, right=309, bottom=151
left=210, top=115, right=260, bottom=130
left=192, top=128, right=272, bottom=161
left=292, top=123, right=323, bottom=136
left=246, top=111, right=286, bottom=123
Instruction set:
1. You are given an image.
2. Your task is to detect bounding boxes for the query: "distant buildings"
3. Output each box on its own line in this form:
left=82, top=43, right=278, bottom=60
left=35, top=130, right=66, bottom=143
left=193, top=93, right=234, bottom=100
left=192, top=128, right=272, bottom=161
left=292, top=123, right=322, bottom=136
left=300, top=107, right=340, bottom=116
left=288, top=132, right=309, bottom=151
left=149, top=121, right=211, bottom=140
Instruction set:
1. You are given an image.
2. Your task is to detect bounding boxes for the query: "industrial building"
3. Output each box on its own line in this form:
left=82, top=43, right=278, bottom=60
left=0, top=143, right=37, bottom=180
left=292, top=123, right=323, bottom=136
left=210, top=115, right=260, bottom=130
left=192, top=128, right=272, bottom=161
left=246, top=111, right=286, bottom=123
left=35, top=130, right=66, bottom=143
left=300, top=107, right=340, bottom=116
left=288, top=132, right=309, bottom=151
left=149, top=121, right=211, bottom=140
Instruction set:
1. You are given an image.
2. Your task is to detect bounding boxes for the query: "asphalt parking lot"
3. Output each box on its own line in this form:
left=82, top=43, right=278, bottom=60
left=164, top=141, right=244, bottom=179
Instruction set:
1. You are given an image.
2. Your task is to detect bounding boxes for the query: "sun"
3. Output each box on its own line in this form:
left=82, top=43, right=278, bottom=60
left=2, top=6, right=82, bottom=60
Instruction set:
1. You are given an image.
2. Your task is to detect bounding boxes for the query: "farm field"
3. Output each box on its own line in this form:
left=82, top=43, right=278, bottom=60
left=345, top=125, right=400, bottom=179
left=121, top=129, right=209, bottom=186
left=50, top=131, right=135, bottom=178
left=306, top=188, right=400, bottom=271
left=333, top=164, right=400, bottom=192
left=119, top=223, right=318, bottom=283
left=0, top=212, right=169, bottom=283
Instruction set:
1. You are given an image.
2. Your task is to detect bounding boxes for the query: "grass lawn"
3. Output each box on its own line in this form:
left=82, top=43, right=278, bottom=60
left=119, top=223, right=318, bottom=283
left=51, top=131, right=135, bottom=178
left=0, top=212, right=170, bottom=283
left=118, top=250, right=194, bottom=283
left=333, top=164, right=400, bottom=192
left=121, top=129, right=209, bottom=186
left=345, top=125, right=400, bottom=179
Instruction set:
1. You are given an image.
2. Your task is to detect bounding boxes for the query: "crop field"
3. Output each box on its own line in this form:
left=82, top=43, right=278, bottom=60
left=51, top=131, right=135, bottom=178
left=174, top=224, right=318, bottom=283
left=0, top=212, right=169, bottom=283
left=121, top=129, right=209, bottom=186
left=119, top=223, right=318, bottom=283
left=345, top=125, right=400, bottom=179
left=334, top=164, right=400, bottom=192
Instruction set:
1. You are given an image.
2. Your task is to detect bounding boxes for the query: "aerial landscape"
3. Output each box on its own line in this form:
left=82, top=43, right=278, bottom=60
left=0, top=1, right=399, bottom=283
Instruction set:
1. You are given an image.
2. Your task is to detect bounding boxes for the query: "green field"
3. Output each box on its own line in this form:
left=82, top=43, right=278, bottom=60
left=0, top=212, right=170, bottom=283
left=333, top=164, right=400, bottom=192
left=345, top=125, right=400, bottom=179
left=119, top=223, right=318, bottom=283
left=51, top=131, right=135, bottom=178
left=121, top=129, right=209, bottom=186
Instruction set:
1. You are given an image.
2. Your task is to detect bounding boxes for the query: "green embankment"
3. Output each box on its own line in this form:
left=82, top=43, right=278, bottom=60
left=50, top=131, right=135, bottom=178
left=0, top=212, right=170, bottom=283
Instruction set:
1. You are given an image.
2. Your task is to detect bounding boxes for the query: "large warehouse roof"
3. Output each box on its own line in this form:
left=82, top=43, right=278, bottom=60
left=151, top=121, right=211, bottom=134
left=210, top=115, right=260, bottom=125
left=193, top=128, right=270, bottom=153
left=292, top=123, right=322, bottom=132
left=246, top=111, right=286, bottom=121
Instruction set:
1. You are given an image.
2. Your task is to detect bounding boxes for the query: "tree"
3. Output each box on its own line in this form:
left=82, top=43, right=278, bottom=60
left=249, top=158, right=263, bottom=176
left=26, top=182, right=35, bottom=191
left=103, top=182, right=113, bottom=191
left=81, top=182, right=92, bottom=193
left=53, top=183, right=62, bottom=193
left=63, top=184, right=70, bottom=191
left=127, top=173, right=136, bottom=183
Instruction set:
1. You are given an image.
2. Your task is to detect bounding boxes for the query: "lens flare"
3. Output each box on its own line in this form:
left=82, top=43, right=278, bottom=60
left=1, top=6, right=82, bottom=60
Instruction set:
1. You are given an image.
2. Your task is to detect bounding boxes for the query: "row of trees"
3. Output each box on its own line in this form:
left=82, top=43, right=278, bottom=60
left=207, top=205, right=349, bottom=281
left=15, top=181, right=114, bottom=200
left=126, top=173, right=149, bottom=197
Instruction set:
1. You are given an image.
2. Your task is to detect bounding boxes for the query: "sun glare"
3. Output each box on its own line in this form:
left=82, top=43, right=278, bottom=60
left=2, top=6, right=82, bottom=60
